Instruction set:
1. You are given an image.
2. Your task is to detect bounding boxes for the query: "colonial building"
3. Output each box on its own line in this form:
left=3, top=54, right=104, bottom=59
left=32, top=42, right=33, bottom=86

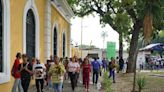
left=0, top=0, right=73, bottom=91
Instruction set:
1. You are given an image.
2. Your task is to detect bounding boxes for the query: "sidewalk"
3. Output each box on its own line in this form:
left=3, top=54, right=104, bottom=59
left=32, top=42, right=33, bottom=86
left=29, top=73, right=103, bottom=92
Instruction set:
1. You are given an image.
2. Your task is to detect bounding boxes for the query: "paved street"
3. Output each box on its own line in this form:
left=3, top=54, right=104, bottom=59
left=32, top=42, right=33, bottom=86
left=29, top=73, right=103, bottom=92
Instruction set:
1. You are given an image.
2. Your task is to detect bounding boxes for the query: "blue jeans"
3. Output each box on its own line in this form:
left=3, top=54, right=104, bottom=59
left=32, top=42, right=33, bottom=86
left=48, top=79, right=53, bottom=89
left=109, top=70, right=115, bottom=82
left=53, top=82, right=63, bottom=92
left=12, top=78, right=23, bottom=92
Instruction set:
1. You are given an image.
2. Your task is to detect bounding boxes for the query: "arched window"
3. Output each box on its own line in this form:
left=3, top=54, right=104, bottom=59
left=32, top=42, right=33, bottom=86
left=26, top=9, right=35, bottom=60
left=0, top=0, right=3, bottom=72
left=62, top=33, right=66, bottom=57
left=53, top=27, right=57, bottom=56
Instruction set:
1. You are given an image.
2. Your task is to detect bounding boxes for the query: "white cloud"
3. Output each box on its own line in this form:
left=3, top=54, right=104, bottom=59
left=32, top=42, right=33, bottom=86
left=71, top=15, right=119, bottom=50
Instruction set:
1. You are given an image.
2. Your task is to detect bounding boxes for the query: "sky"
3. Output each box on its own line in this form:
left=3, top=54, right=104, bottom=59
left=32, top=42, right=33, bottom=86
left=71, top=14, right=119, bottom=50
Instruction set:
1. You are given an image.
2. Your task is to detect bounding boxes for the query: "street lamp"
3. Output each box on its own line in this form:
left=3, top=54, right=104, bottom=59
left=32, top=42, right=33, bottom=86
left=80, top=18, right=88, bottom=59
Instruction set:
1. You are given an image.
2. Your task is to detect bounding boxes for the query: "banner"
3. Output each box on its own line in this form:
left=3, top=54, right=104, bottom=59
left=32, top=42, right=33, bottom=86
left=106, top=42, right=116, bottom=60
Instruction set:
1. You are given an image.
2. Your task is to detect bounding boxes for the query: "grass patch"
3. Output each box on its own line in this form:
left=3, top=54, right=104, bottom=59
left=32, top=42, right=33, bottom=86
left=137, top=72, right=164, bottom=91
left=103, top=72, right=113, bottom=92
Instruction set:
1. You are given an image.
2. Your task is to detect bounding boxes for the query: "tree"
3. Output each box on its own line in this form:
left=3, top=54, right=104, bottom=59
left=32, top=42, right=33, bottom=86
left=67, top=0, right=164, bottom=73
left=101, top=31, right=108, bottom=49
left=68, top=0, right=131, bottom=59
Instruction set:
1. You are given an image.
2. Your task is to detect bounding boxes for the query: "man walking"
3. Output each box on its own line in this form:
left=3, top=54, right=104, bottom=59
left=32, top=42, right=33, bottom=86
left=91, top=58, right=100, bottom=85
left=108, top=57, right=116, bottom=83
left=102, top=58, right=108, bottom=72
left=33, top=60, right=46, bottom=92
left=119, top=57, right=124, bottom=72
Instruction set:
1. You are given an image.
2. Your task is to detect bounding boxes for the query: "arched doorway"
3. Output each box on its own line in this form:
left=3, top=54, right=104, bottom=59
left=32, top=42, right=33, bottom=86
left=26, top=9, right=35, bottom=60
left=53, top=27, right=57, bottom=56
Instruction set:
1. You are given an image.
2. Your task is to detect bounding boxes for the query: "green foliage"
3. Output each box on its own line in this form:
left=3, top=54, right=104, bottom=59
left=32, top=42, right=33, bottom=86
left=67, top=0, right=164, bottom=73
left=78, top=44, right=96, bottom=49
left=159, top=31, right=164, bottom=37
left=151, top=30, right=164, bottom=43
left=103, top=72, right=112, bottom=92
left=67, top=0, right=164, bottom=38
left=137, top=76, right=146, bottom=92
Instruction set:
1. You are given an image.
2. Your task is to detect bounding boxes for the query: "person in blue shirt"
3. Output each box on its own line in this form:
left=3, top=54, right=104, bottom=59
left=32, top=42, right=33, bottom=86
left=97, top=57, right=102, bottom=76
left=102, top=58, right=108, bottom=72
left=91, top=58, right=100, bottom=85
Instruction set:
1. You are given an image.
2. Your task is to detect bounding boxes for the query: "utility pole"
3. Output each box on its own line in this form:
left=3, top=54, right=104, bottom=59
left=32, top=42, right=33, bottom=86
left=81, top=18, right=83, bottom=58
left=88, top=40, right=92, bottom=54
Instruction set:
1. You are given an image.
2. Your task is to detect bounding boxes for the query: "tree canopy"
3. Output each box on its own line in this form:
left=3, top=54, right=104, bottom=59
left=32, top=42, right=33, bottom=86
left=68, top=0, right=164, bottom=73
left=68, top=0, right=164, bottom=39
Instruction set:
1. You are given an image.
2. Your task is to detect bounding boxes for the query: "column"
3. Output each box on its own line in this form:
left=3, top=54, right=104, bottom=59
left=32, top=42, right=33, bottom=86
left=44, top=0, right=51, bottom=60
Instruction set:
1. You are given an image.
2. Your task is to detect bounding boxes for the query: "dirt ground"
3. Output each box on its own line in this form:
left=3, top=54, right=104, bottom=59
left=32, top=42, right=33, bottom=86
left=111, top=71, right=164, bottom=92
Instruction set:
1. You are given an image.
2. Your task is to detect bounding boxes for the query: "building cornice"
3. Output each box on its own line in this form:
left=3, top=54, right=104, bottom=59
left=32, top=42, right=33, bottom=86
left=51, top=0, right=74, bottom=23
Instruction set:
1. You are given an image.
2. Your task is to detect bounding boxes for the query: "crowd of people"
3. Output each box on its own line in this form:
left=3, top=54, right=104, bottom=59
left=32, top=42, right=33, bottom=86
left=11, top=52, right=126, bottom=92
left=144, top=56, right=164, bottom=70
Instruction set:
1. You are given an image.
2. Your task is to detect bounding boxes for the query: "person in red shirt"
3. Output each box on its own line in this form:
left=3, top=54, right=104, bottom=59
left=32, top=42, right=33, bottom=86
left=11, top=52, right=23, bottom=92
left=82, top=58, right=91, bottom=92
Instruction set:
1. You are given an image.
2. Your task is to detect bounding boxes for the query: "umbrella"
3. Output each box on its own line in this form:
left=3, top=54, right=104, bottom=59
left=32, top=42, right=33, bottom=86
left=140, top=43, right=164, bottom=51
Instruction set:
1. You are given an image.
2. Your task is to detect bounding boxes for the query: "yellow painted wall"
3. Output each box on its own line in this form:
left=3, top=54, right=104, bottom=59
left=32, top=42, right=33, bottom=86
left=51, top=6, right=71, bottom=57
left=71, top=47, right=80, bottom=57
left=0, top=0, right=26, bottom=92
left=0, top=0, right=71, bottom=91
left=1, top=0, right=43, bottom=91
left=34, top=0, right=46, bottom=63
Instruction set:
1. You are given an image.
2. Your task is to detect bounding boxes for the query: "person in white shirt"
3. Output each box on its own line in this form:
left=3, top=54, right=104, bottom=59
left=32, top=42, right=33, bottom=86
left=33, top=60, right=46, bottom=92
left=68, top=56, right=80, bottom=92
left=155, top=60, right=159, bottom=70
left=139, top=58, right=143, bottom=70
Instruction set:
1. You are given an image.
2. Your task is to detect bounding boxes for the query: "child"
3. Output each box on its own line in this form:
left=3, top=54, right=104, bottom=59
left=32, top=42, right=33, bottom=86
left=82, top=58, right=91, bottom=92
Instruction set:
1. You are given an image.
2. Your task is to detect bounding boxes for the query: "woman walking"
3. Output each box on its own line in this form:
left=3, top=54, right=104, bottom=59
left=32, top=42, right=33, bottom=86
left=48, top=56, right=65, bottom=92
left=11, top=52, right=23, bottom=92
left=19, top=54, right=33, bottom=92
left=82, top=58, right=91, bottom=92
left=75, top=57, right=80, bottom=86
left=68, top=56, right=80, bottom=92
left=108, top=57, right=116, bottom=83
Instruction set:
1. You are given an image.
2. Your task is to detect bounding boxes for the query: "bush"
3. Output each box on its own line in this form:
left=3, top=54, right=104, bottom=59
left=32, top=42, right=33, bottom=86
left=137, top=76, right=146, bottom=92
left=103, top=72, right=113, bottom=92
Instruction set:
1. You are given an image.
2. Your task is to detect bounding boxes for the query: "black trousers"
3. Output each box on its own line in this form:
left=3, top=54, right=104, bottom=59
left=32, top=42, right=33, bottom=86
left=92, top=70, right=99, bottom=84
left=69, top=72, right=77, bottom=91
left=21, top=78, right=31, bottom=92
left=35, top=79, right=44, bottom=92
left=76, top=73, right=79, bottom=86
left=99, top=70, right=102, bottom=76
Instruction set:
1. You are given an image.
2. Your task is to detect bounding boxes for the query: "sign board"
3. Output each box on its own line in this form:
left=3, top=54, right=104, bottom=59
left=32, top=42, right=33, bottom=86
left=106, top=42, right=116, bottom=60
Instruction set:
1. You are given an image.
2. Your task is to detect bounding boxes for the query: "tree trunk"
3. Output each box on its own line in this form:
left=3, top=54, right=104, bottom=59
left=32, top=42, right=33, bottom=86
left=132, top=50, right=139, bottom=92
left=119, top=32, right=123, bottom=58
left=127, top=20, right=142, bottom=73
left=139, top=88, right=142, bottom=92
